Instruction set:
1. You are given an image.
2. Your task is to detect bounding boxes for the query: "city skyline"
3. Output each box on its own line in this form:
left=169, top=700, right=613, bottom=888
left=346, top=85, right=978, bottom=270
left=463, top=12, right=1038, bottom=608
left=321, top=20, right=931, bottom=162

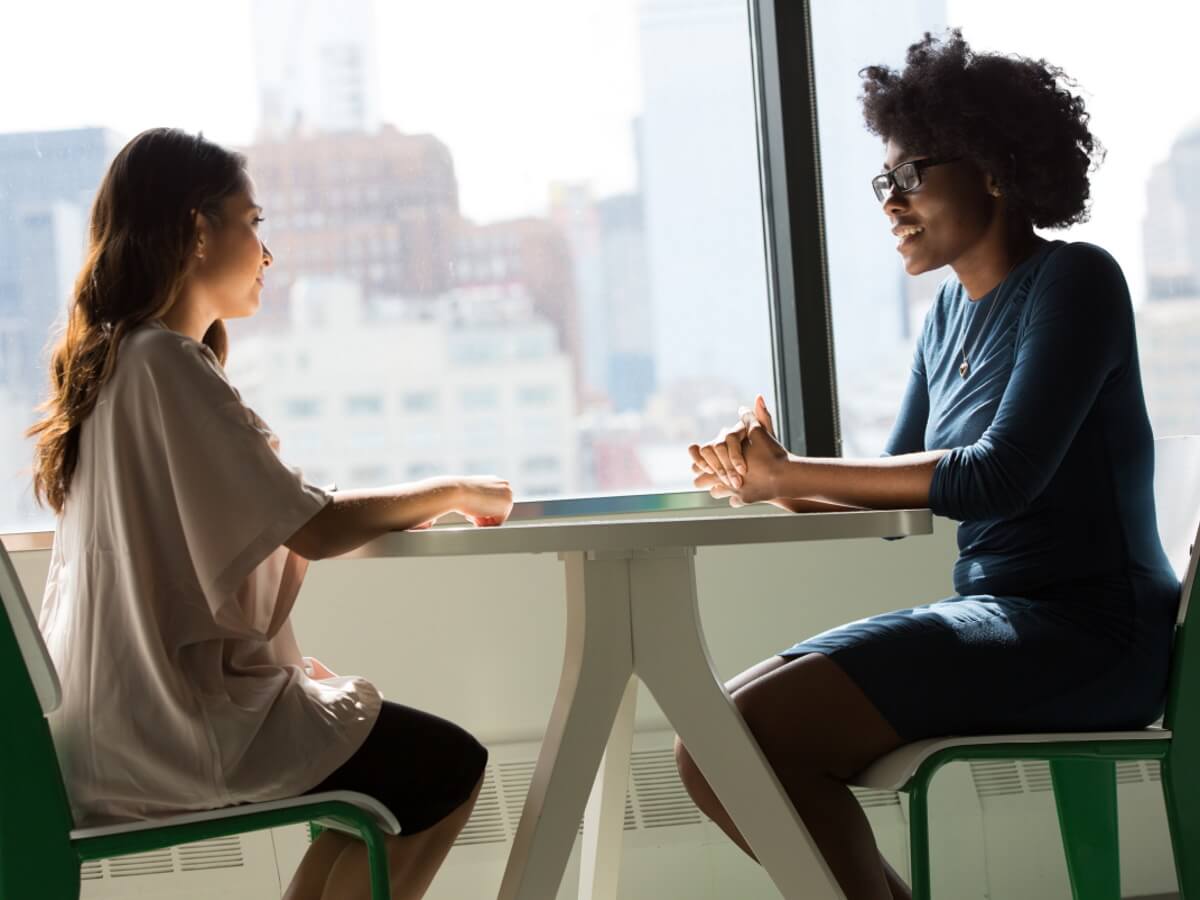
left=0, top=0, right=1198, bottom=531
left=2, top=0, right=1196, bottom=304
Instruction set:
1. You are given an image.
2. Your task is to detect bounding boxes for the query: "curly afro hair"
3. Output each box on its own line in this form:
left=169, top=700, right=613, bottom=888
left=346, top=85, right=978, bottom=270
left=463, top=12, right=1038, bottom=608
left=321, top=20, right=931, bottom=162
left=860, top=29, right=1103, bottom=229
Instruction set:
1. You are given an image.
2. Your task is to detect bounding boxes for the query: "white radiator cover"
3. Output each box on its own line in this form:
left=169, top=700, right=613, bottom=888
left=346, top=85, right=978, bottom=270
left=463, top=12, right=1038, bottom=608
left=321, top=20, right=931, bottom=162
left=79, top=731, right=1178, bottom=899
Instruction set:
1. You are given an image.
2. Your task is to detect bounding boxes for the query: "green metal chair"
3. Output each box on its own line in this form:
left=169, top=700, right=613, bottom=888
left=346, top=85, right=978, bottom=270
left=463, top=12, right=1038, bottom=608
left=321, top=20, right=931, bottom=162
left=0, top=541, right=398, bottom=899
left=852, top=434, right=1200, bottom=899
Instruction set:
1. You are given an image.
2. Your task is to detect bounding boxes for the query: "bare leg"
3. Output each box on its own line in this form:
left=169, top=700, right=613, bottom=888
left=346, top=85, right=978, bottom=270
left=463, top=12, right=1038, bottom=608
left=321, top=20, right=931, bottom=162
left=313, top=775, right=484, bottom=900
left=283, top=829, right=356, bottom=900
left=675, top=654, right=908, bottom=900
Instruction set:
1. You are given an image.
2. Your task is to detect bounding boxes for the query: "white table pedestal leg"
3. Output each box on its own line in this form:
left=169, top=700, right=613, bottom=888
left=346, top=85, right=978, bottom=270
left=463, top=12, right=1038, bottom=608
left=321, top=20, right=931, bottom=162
left=578, top=675, right=637, bottom=900
left=497, top=552, right=636, bottom=900
left=628, top=550, right=845, bottom=900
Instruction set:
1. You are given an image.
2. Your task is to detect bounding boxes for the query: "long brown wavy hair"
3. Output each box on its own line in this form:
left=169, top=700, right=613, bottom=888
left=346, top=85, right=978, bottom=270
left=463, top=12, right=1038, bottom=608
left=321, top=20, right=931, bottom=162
left=28, top=128, right=249, bottom=513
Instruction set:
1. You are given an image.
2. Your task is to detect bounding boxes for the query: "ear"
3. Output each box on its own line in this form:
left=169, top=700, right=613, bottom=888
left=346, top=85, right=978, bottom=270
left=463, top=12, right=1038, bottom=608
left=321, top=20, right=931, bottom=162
left=984, top=171, right=1003, bottom=199
left=191, top=209, right=213, bottom=261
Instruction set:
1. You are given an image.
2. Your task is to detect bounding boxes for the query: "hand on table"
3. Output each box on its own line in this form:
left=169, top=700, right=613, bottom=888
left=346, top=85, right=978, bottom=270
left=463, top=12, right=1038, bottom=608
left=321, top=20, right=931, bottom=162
left=688, top=395, right=787, bottom=506
left=454, top=475, right=515, bottom=527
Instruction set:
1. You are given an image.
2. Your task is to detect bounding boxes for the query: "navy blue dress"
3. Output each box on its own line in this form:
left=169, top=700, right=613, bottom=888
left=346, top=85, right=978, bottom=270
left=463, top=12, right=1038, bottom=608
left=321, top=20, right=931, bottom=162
left=781, top=240, right=1180, bottom=741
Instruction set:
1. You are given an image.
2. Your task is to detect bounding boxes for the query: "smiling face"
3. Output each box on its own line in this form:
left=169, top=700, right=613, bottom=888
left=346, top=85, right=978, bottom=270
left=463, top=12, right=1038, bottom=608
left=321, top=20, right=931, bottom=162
left=190, top=178, right=272, bottom=320
left=880, top=139, right=999, bottom=277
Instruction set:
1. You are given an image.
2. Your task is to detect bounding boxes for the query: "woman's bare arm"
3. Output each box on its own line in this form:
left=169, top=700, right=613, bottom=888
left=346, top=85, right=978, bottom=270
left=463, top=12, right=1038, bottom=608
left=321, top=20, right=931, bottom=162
left=285, top=476, right=511, bottom=560
left=765, top=450, right=947, bottom=510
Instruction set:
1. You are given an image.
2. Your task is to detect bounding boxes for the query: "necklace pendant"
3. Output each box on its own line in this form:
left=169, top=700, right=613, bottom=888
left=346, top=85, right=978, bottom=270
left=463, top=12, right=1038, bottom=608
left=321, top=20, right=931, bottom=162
left=959, top=359, right=969, bottom=379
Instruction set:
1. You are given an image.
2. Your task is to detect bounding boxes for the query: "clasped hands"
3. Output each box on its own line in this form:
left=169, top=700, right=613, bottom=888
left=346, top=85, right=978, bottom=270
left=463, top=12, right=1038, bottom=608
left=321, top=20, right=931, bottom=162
left=688, top=394, right=790, bottom=507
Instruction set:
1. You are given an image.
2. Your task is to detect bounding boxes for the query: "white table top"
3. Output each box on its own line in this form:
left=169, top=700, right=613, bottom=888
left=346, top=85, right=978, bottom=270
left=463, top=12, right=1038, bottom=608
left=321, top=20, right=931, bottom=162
left=335, top=507, right=933, bottom=559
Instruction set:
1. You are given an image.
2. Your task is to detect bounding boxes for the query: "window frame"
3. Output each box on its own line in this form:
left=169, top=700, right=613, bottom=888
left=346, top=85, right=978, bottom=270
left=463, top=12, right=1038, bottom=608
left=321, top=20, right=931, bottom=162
left=1, top=0, right=838, bottom=544
left=751, top=0, right=841, bottom=458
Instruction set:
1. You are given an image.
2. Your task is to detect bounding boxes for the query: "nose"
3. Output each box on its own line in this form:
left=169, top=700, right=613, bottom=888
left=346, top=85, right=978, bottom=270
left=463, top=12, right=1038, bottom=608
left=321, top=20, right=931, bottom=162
left=882, top=185, right=908, bottom=217
left=262, top=242, right=273, bottom=267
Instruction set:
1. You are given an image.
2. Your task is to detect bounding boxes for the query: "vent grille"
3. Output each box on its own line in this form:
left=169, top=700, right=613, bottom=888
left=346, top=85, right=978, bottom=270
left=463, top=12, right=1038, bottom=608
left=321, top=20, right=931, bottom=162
left=970, top=760, right=1027, bottom=798
left=629, top=748, right=703, bottom=829
left=456, top=768, right=507, bottom=846
left=851, top=787, right=902, bottom=810
left=496, top=758, right=538, bottom=835
left=178, top=836, right=244, bottom=871
left=81, top=837, right=248, bottom=881
left=973, top=758, right=1163, bottom=800
left=108, top=849, right=174, bottom=878
left=1117, top=761, right=1162, bottom=784
left=459, top=747, right=898, bottom=846
left=1023, top=761, right=1054, bottom=793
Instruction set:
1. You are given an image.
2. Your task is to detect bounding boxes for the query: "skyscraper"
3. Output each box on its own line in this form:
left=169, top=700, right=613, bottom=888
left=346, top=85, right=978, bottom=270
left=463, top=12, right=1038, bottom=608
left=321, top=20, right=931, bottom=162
left=0, top=127, right=122, bottom=397
left=1144, top=120, right=1200, bottom=301
left=251, top=0, right=381, bottom=138
left=1138, top=120, right=1200, bottom=437
left=242, top=125, right=462, bottom=329
left=549, top=178, right=655, bottom=410
left=637, top=0, right=773, bottom=399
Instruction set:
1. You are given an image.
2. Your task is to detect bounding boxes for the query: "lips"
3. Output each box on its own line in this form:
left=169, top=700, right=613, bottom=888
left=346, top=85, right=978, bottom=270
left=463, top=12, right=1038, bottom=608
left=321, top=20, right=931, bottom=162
left=892, top=222, right=925, bottom=250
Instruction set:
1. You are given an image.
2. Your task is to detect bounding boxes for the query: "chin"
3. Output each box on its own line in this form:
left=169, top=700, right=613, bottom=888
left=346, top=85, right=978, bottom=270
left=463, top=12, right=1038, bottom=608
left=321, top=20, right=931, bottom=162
left=225, top=303, right=259, bottom=321
left=902, top=252, right=943, bottom=277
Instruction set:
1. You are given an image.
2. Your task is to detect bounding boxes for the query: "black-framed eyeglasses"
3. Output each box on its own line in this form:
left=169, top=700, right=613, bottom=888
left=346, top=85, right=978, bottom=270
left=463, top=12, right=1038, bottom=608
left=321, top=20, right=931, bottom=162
left=871, top=157, right=960, bottom=203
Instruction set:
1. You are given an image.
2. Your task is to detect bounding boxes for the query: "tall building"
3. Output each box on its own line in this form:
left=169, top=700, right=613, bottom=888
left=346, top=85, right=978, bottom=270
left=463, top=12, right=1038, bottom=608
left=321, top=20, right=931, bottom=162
left=548, top=182, right=607, bottom=395
left=549, top=181, right=655, bottom=411
left=0, top=128, right=122, bottom=396
left=251, top=0, right=380, bottom=138
left=597, top=192, right=654, bottom=411
left=242, top=126, right=462, bottom=326
left=638, top=0, right=773, bottom=399
left=1138, top=120, right=1200, bottom=438
left=1144, top=120, right=1200, bottom=300
left=228, top=276, right=578, bottom=498
left=451, top=215, right=581, bottom=390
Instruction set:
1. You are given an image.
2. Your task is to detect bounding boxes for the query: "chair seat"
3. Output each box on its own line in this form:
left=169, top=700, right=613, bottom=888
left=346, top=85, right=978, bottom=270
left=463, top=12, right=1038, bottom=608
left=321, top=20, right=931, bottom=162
left=852, top=727, right=1172, bottom=792
left=69, top=789, right=401, bottom=841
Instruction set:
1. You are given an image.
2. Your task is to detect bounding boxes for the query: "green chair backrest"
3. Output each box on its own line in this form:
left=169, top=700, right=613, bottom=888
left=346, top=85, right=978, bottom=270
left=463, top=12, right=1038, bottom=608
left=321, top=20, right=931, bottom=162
left=0, top=541, right=81, bottom=898
left=1156, top=436, right=1200, bottom=744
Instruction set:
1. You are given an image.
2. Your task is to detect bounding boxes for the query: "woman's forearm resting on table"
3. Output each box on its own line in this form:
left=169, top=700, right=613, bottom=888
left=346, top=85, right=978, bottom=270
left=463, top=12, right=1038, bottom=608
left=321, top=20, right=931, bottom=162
left=285, top=477, right=463, bottom=560
left=770, top=450, right=948, bottom=510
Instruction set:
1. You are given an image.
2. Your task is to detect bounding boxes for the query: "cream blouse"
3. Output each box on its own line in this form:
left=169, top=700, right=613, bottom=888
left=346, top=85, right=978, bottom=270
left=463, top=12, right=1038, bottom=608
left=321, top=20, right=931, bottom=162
left=37, top=320, right=382, bottom=827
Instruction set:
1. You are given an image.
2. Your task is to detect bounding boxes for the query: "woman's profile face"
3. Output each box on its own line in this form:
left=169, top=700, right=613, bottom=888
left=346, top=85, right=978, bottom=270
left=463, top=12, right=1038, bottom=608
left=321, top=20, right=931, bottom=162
left=880, top=138, right=997, bottom=277
left=191, top=178, right=272, bottom=320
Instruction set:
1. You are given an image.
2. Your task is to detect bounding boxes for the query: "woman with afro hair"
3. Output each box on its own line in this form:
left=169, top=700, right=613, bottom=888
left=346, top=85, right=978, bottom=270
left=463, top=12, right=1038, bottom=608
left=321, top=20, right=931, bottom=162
left=679, top=29, right=1178, bottom=899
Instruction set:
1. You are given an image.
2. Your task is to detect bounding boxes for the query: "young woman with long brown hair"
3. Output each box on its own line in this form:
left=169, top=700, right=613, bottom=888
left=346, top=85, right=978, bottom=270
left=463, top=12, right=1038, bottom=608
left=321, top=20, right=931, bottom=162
left=31, top=127, right=513, bottom=900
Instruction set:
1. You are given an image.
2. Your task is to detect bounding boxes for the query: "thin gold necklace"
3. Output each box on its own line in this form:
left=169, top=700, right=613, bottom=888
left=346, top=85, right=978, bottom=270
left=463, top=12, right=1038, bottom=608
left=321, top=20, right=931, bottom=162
left=959, top=261, right=1019, bottom=379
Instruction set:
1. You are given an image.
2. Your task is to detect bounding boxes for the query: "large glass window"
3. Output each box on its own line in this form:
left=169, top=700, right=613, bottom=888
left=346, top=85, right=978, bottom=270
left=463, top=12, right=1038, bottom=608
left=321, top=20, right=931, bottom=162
left=814, top=0, right=1200, bottom=456
left=0, top=0, right=779, bottom=533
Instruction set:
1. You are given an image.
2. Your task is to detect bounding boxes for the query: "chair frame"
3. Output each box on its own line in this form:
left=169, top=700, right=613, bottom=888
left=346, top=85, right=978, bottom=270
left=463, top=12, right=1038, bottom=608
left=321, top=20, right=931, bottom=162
left=0, top=546, right=395, bottom=900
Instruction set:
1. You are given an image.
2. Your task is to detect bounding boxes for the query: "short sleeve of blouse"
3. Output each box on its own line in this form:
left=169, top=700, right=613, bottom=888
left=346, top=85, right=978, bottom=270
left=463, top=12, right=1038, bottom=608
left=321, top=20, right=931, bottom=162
left=119, top=326, right=331, bottom=635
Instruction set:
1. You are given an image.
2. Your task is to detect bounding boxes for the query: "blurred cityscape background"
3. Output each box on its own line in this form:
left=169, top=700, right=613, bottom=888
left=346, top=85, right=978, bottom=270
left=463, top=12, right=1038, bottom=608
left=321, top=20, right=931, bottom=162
left=0, top=0, right=1196, bottom=531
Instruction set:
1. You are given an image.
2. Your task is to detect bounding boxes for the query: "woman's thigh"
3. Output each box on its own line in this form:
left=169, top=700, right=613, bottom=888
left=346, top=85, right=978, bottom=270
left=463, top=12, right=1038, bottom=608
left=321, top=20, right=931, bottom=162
left=727, top=653, right=904, bottom=780
left=303, top=700, right=488, bottom=835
